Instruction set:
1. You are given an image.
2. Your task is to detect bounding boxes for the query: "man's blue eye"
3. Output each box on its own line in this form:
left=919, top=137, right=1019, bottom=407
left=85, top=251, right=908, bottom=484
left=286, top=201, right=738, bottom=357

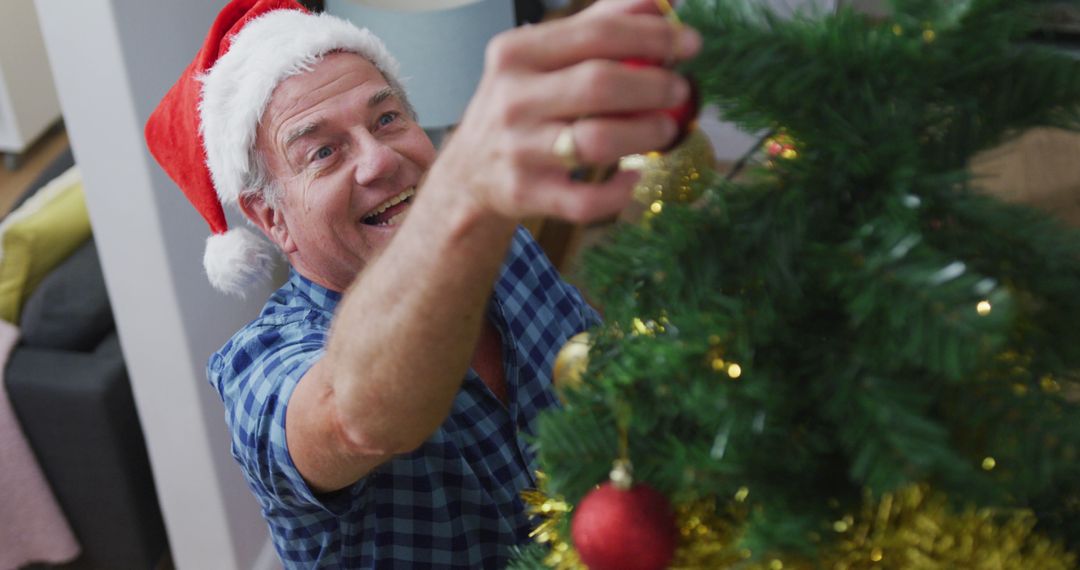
left=314, top=146, right=334, bottom=160
left=378, top=112, right=398, bottom=128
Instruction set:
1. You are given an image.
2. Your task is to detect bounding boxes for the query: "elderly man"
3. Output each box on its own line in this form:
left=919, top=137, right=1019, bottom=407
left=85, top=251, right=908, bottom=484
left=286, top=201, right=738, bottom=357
left=145, top=0, right=698, bottom=566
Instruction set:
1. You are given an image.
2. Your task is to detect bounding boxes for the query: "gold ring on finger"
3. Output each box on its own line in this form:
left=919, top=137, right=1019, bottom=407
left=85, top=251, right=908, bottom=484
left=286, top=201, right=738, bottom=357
left=552, top=123, right=583, bottom=171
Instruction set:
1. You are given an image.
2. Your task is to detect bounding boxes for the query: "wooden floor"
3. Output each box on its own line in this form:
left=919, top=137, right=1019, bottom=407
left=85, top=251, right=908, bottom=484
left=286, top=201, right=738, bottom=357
left=0, top=126, right=70, bottom=217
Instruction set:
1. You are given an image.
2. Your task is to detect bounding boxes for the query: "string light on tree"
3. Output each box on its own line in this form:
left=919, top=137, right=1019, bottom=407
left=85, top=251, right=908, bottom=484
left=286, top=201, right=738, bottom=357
left=921, top=22, right=936, bottom=43
left=766, top=135, right=797, bottom=160
left=764, top=132, right=799, bottom=165
left=708, top=346, right=742, bottom=379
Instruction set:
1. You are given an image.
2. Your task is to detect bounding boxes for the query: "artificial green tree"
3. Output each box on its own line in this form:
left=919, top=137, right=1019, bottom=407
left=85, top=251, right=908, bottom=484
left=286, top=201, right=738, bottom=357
left=514, top=0, right=1080, bottom=567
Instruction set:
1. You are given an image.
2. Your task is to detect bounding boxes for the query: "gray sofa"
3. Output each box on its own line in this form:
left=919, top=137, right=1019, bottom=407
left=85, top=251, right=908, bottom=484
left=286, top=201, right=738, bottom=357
left=4, top=148, right=168, bottom=569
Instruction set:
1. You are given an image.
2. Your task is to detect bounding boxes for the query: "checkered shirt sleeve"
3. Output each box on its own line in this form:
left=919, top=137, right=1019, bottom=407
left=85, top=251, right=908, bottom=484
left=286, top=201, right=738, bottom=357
left=207, top=299, right=358, bottom=510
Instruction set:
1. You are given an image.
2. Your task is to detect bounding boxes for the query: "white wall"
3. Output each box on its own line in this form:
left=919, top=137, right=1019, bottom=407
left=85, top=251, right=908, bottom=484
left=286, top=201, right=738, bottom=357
left=33, top=1, right=280, bottom=569
left=0, top=1, right=61, bottom=153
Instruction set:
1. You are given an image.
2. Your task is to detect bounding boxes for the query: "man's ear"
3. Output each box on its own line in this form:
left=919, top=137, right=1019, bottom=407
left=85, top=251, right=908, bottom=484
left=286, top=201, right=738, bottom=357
left=238, top=191, right=297, bottom=255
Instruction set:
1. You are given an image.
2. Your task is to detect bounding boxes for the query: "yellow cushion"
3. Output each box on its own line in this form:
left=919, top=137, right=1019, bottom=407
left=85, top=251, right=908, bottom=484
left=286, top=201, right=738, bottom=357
left=0, top=167, right=90, bottom=323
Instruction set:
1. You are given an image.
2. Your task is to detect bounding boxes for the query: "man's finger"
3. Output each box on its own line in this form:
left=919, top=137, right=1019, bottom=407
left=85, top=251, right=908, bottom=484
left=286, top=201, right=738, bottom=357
left=547, top=114, right=679, bottom=168
left=511, top=59, right=690, bottom=121
left=488, top=12, right=700, bottom=72
left=531, top=170, right=640, bottom=223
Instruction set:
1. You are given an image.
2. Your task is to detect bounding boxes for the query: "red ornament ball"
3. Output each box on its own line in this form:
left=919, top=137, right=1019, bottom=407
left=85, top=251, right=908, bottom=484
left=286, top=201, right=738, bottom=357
left=571, top=482, right=678, bottom=570
left=621, top=57, right=700, bottom=149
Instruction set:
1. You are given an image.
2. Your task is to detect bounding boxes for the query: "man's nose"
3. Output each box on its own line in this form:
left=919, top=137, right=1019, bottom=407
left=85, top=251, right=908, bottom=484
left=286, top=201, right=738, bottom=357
left=351, top=135, right=401, bottom=186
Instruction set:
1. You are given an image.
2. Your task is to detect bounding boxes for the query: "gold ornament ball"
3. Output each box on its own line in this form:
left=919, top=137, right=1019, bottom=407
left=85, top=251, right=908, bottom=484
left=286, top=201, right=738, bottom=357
left=552, top=332, right=592, bottom=399
left=621, top=128, right=718, bottom=207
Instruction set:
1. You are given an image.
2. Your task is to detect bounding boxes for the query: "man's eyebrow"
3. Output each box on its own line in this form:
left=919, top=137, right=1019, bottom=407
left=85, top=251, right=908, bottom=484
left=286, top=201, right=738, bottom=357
left=368, top=86, right=398, bottom=108
left=283, top=122, right=321, bottom=150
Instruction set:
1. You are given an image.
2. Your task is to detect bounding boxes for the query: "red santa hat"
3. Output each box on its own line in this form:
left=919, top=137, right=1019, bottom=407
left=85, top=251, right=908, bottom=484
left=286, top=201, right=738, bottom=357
left=145, top=0, right=402, bottom=296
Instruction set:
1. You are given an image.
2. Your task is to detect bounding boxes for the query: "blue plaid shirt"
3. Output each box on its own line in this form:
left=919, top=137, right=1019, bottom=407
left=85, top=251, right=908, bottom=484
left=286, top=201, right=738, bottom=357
left=209, top=228, right=599, bottom=568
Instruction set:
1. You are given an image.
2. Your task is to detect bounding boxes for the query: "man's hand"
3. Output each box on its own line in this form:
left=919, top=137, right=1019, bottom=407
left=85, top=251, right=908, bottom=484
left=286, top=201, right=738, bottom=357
left=432, top=0, right=702, bottom=224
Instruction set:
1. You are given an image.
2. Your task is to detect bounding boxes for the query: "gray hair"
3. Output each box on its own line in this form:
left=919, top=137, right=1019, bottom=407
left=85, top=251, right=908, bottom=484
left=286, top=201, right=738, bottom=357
left=241, top=150, right=285, bottom=210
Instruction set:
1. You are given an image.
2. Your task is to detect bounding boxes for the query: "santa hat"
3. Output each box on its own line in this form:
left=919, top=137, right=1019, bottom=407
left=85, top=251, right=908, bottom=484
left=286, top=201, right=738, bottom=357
left=145, top=0, right=402, bottom=296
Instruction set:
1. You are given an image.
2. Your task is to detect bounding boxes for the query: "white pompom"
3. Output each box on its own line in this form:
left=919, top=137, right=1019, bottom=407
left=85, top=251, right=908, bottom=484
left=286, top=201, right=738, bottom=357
left=203, top=227, right=278, bottom=296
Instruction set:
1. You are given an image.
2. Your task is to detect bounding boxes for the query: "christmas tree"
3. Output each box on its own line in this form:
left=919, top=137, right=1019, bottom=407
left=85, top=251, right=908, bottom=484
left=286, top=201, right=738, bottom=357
left=513, top=0, right=1080, bottom=568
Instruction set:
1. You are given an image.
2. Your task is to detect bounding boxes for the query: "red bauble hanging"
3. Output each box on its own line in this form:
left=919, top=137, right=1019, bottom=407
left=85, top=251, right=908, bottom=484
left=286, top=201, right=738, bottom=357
left=571, top=481, right=678, bottom=570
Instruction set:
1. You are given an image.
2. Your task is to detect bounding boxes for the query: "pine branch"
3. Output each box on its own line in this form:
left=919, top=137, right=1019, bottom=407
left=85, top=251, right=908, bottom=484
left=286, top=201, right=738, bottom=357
left=927, top=192, right=1080, bottom=370
left=534, top=406, right=619, bottom=503
left=506, top=544, right=549, bottom=570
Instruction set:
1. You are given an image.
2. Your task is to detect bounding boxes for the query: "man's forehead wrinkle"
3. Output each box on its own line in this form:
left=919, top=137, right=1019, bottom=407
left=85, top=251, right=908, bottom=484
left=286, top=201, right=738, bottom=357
left=269, top=67, right=369, bottom=132
left=290, top=66, right=374, bottom=111
left=261, top=56, right=396, bottom=161
left=263, top=92, right=315, bottom=158
left=267, top=86, right=336, bottom=154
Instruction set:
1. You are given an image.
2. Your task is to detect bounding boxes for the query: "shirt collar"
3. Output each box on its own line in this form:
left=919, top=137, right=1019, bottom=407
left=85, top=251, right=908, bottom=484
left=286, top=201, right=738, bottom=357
left=287, top=268, right=343, bottom=313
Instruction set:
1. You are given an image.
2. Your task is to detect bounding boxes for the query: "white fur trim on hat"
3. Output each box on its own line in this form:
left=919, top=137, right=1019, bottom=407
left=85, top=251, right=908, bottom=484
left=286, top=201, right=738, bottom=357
left=204, top=227, right=279, bottom=297
left=198, top=9, right=402, bottom=208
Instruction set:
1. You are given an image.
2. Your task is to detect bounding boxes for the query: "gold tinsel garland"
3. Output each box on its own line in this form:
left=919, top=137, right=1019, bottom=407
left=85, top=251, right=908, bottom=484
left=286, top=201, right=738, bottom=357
left=523, top=478, right=1076, bottom=569
left=523, top=473, right=582, bottom=570
left=815, top=485, right=1076, bottom=570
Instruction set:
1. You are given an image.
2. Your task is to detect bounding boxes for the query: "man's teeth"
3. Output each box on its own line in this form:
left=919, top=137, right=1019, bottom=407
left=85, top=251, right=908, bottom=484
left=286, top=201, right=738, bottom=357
left=366, top=187, right=415, bottom=221
left=362, top=185, right=412, bottom=223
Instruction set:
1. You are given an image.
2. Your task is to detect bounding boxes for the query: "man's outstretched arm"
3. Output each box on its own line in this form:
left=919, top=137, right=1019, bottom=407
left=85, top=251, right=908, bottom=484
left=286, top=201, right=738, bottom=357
left=286, top=0, right=701, bottom=493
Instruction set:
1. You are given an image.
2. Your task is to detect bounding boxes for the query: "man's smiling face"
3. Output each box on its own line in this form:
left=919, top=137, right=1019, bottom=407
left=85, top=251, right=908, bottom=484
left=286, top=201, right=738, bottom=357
left=252, top=51, right=436, bottom=291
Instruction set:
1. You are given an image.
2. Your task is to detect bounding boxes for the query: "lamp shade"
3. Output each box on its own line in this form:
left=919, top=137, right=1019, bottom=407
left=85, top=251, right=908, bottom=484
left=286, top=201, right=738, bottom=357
left=326, top=0, right=515, bottom=130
